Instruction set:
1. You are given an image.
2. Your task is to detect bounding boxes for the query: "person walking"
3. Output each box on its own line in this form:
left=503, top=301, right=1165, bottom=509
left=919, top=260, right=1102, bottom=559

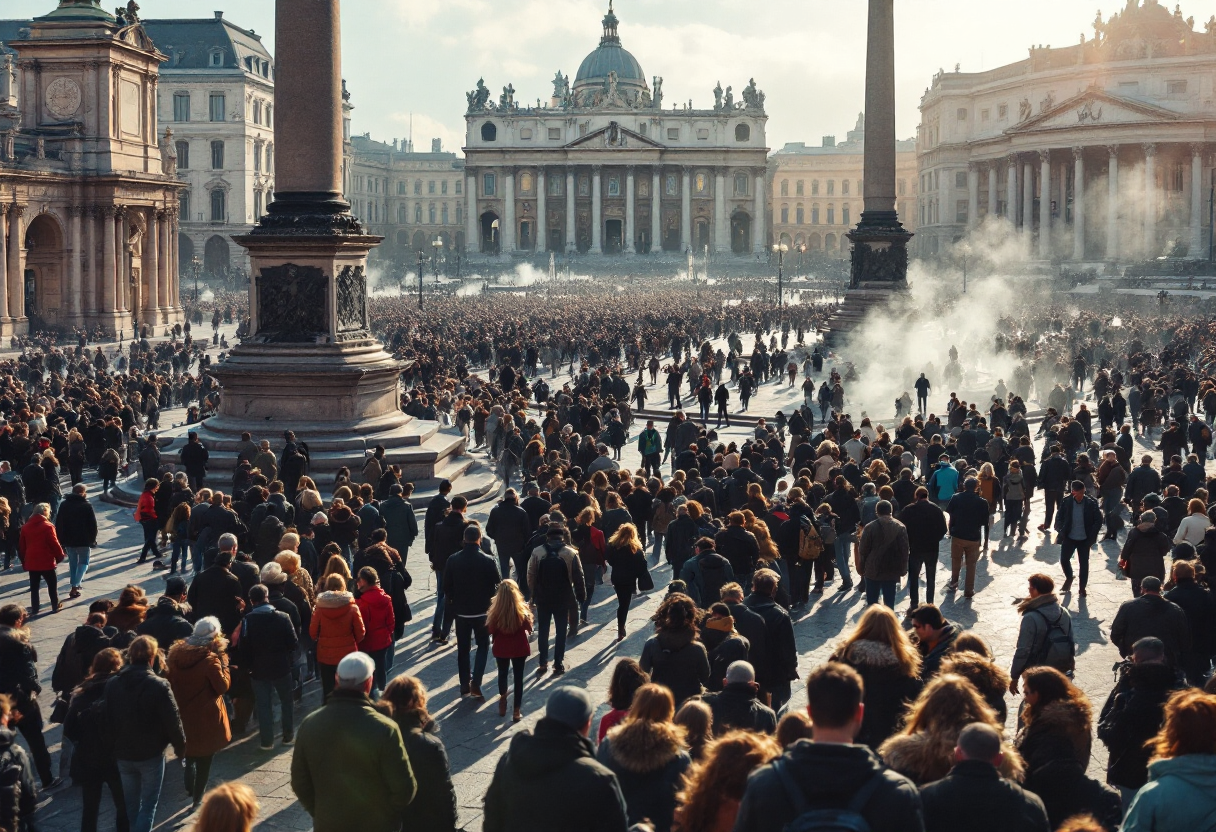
left=1008, top=574, right=1075, bottom=692
left=1054, top=480, right=1103, bottom=595
left=442, top=524, right=500, bottom=698
left=309, top=574, right=365, bottom=704
left=291, top=652, right=417, bottom=832
left=744, top=569, right=798, bottom=713
left=487, top=579, right=531, bottom=722
left=945, top=478, right=988, bottom=598
left=240, top=583, right=299, bottom=750
left=55, top=483, right=97, bottom=599
left=64, top=648, right=128, bottom=832
left=105, top=635, right=186, bottom=832
left=899, top=486, right=947, bottom=610
left=17, top=503, right=63, bottom=615
left=856, top=500, right=909, bottom=609
left=1122, top=689, right=1216, bottom=831
left=135, top=479, right=161, bottom=565
left=377, top=676, right=459, bottom=832
left=354, top=567, right=394, bottom=696
left=527, top=523, right=583, bottom=673
left=166, top=617, right=231, bottom=810
left=606, top=524, right=650, bottom=641
left=0, top=604, right=57, bottom=790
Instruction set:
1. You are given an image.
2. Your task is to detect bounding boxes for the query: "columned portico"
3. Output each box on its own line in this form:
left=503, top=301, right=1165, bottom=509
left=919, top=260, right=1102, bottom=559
left=8, top=205, right=25, bottom=320
left=1190, top=144, right=1204, bottom=259
left=465, top=172, right=478, bottom=251
left=536, top=169, right=547, bottom=252
left=1143, top=144, right=1156, bottom=257
left=650, top=169, right=661, bottom=254
left=1021, top=159, right=1033, bottom=251
left=713, top=167, right=727, bottom=253
left=966, top=162, right=979, bottom=231
left=565, top=167, right=577, bottom=253
left=986, top=164, right=997, bottom=220
left=753, top=170, right=766, bottom=254
left=680, top=167, right=691, bottom=252
left=1005, top=155, right=1018, bottom=223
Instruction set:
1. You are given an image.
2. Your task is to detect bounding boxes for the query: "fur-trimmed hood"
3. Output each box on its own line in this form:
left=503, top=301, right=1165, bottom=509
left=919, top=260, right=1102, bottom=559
left=880, top=726, right=1025, bottom=786
left=842, top=639, right=902, bottom=670
left=107, top=600, right=148, bottom=632
left=167, top=640, right=216, bottom=672
left=316, top=590, right=354, bottom=610
left=1020, top=697, right=1092, bottom=767
left=604, top=719, right=686, bottom=774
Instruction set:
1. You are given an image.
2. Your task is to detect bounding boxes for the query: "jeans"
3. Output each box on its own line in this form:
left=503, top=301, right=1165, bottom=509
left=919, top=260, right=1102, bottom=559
left=536, top=606, right=568, bottom=667
left=118, top=755, right=166, bottom=832
left=431, top=568, right=450, bottom=638
left=579, top=569, right=596, bottom=622
left=1003, top=499, right=1025, bottom=536
left=28, top=569, right=58, bottom=613
left=834, top=534, right=856, bottom=587
left=1060, top=537, right=1091, bottom=588
left=865, top=579, right=897, bottom=608
left=366, top=646, right=390, bottom=693
left=651, top=532, right=665, bottom=561
left=642, top=452, right=662, bottom=478
left=138, top=519, right=160, bottom=561
left=496, top=656, right=526, bottom=709
left=455, top=615, right=489, bottom=692
left=190, top=540, right=204, bottom=573
left=65, top=546, right=90, bottom=587
left=1101, top=489, right=1124, bottom=535
left=82, top=771, right=130, bottom=832
left=170, top=539, right=189, bottom=572
left=907, top=549, right=938, bottom=607
left=184, top=754, right=212, bottom=806
left=252, top=675, right=294, bottom=746
left=768, top=680, right=792, bottom=716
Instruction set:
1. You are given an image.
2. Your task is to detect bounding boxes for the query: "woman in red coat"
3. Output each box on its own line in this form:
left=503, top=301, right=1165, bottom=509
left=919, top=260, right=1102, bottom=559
left=135, top=478, right=161, bottom=564
left=18, top=503, right=64, bottom=614
left=486, top=579, right=532, bottom=722
left=354, top=566, right=394, bottom=694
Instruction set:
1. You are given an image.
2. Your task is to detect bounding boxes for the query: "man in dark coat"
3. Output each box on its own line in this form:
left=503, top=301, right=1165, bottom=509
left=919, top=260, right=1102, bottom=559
left=921, top=724, right=1049, bottom=832
left=423, top=480, right=452, bottom=561
left=1053, top=480, right=1103, bottom=594
left=179, top=432, right=209, bottom=491
left=185, top=544, right=246, bottom=636
left=0, top=605, right=56, bottom=788
left=714, top=512, right=760, bottom=586
left=743, top=569, right=797, bottom=713
left=442, top=525, right=500, bottom=697
left=429, top=496, right=469, bottom=643
left=1110, top=576, right=1191, bottom=667
left=136, top=576, right=193, bottom=651
left=138, top=436, right=161, bottom=483
left=484, top=686, right=628, bottom=832
left=899, top=486, right=947, bottom=608
left=379, top=483, right=418, bottom=557
left=721, top=582, right=768, bottom=678
left=486, top=489, right=532, bottom=586
left=702, top=660, right=777, bottom=735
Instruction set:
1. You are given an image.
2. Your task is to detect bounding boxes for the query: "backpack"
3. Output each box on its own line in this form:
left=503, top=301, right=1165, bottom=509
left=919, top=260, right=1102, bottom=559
left=773, top=758, right=883, bottom=832
left=817, top=517, right=837, bottom=546
left=535, top=545, right=571, bottom=609
left=797, top=516, right=824, bottom=561
left=1030, top=608, right=1075, bottom=671
left=694, top=554, right=730, bottom=607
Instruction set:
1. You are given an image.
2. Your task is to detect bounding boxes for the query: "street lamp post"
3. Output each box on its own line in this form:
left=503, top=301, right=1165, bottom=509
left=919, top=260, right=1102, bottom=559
left=190, top=255, right=201, bottom=303
left=416, top=249, right=424, bottom=309
left=432, top=238, right=444, bottom=285
left=772, top=243, right=789, bottom=309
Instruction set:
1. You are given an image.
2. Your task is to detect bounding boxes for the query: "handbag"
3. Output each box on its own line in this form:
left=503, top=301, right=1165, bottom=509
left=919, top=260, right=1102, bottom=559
left=636, top=553, right=655, bottom=592
left=49, top=692, right=70, bottom=724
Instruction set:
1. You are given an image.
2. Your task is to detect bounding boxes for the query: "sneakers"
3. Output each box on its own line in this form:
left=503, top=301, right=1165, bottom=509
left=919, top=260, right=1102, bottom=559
left=281, top=735, right=294, bottom=746
left=535, top=664, right=549, bottom=679
left=553, top=664, right=566, bottom=676
left=259, top=743, right=274, bottom=751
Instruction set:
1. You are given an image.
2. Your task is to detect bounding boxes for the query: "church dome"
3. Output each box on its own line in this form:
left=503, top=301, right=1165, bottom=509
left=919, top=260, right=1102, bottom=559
left=572, top=3, right=647, bottom=94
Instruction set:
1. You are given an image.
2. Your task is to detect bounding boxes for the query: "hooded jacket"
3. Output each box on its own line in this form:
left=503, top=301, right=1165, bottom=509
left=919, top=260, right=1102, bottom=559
left=0, top=726, right=37, bottom=830
left=1110, top=593, right=1191, bottom=666
left=700, top=617, right=750, bottom=692
left=678, top=549, right=734, bottom=608
left=639, top=629, right=711, bottom=706
left=1010, top=593, right=1075, bottom=679
left=732, top=740, right=924, bottom=832
left=596, top=719, right=691, bottom=832
left=702, top=682, right=777, bottom=736
left=1120, top=522, right=1172, bottom=583
left=879, top=721, right=1025, bottom=786
left=834, top=639, right=923, bottom=750
left=484, top=716, right=628, bottom=832
left=167, top=641, right=231, bottom=757
left=17, top=512, right=63, bottom=572
left=356, top=585, right=395, bottom=653
left=51, top=624, right=111, bottom=694
left=743, top=592, right=798, bottom=686
left=1122, top=753, right=1216, bottom=831
left=309, top=591, right=365, bottom=666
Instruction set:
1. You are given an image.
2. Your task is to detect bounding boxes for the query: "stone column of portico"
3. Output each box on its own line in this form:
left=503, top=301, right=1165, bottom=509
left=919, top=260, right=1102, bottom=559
left=7, top=205, right=24, bottom=319
left=1038, top=150, right=1051, bottom=259
left=966, top=162, right=979, bottom=231
left=986, top=164, right=997, bottom=220
left=1021, top=159, right=1034, bottom=253
left=84, top=207, right=96, bottom=316
left=157, top=210, right=169, bottom=310
left=624, top=166, right=635, bottom=255
left=100, top=206, right=115, bottom=314
left=169, top=211, right=180, bottom=307
left=591, top=165, right=603, bottom=254
left=1005, top=155, right=1018, bottom=224
left=145, top=208, right=159, bottom=316
left=565, top=167, right=576, bottom=252
left=753, top=170, right=766, bottom=254
left=1143, top=143, right=1156, bottom=257
left=537, top=168, right=547, bottom=253
left=465, top=172, right=477, bottom=252
left=115, top=208, right=128, bottom=313
left=651, top=169, right=661, bottom=254
left=680, top=167, right=692, bottom=251
left=0, top=207, right=8, bottom=322
left=1106, top=146, right=1119, bottom=261
left=1190, top=144, right=1204, bottom=259
left=1072, top=147, right=1086, bottom=261
left=67, top=206, right=82, bottom=320
left=502, top=168, right=516, bottom=253
left=713, top=168, right=727, bottom=253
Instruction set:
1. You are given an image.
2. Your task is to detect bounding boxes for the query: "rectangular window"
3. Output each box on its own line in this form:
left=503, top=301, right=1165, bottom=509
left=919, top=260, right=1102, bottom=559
left=579, top=177, right=590, bottom=196
left=955, top=171, right=967, bottom=188
left=696, top=129, right=709, bottom=140
left=175, top=140, right=189, bottom=169
left=842, top=205, right=850, bottom=226
left=842, top=180, right=850, bottom=196
left=455, top=180, right=462, bottom=195
left=1118, top=81, right=1140, bottom=92
left=898, top=179, right=906, bottom=196
left=796, top=181, right=804, bottom=196
left=827, top=207, right=835, bottom=225
left=548, top=127, right=562, bottom=140
left=795, top=206, right=804, bottom=224
left=442, top=204, right=449, bottom=224
left=397, top=182, right=405, bottom=195
left=811, top=206, right=820, bottom=225
left=441, top=180, right=448, bottom=195
left=210, top=140, right=224, bottom=170
left=483, top=173, right=495, bottom=196
left=811, top=181, right=819, bottom=196
left=956, top=199, right=969, bottom=223
left=414, top=181, right=422, bottom=195
left=179, top=192, right=190, bottom=221
left=254, top=190, right=263, bottom=220
left=209, top=93, right=225, bottom=122
left=734, top=174, right=748, bottom=196
left=998, top=104, right=1008, bottom=119
left=666, top=174, right=677, bottom=196
left=254, top=145, right=261, bottom=174
left=172, top=93, right=190, bottom=122
left=1167, top=80, right=1187, bottom=94
left=607, top=176, right=620, bottom=197
left=428, top=181, right=436, bottom=194
left=956, top=108, right=967, bottom=121
left=520, top=128, right=533, bottom=140
left=253, top=100, right=262, bottom=125
left=548, top=176, right=562, bottom=196
left=780, top=206, right=789, bottom=224
left=827, top=181, right=835, bottom=196
left=210, top=189, right=225, bottom=222
left=667, top=127, right=680, bottom=141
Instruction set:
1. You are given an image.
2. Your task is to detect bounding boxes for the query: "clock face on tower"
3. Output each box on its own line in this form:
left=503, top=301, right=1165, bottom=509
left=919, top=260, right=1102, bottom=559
left=45, top=77, right=82, bottom=119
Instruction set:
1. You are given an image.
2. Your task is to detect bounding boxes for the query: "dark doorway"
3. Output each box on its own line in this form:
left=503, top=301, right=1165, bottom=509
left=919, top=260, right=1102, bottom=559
left=548, top=227, right=563, bottom=252
left=694, top=219, right=710, bottom=253
left=204, top=235, right=230, bottom=277
left=605, top=219, right=623, bottom=254
left=519, top=220, right=532, bottom=251
left=480, top=212, right=500, bottom=254
left=731, top=212, right=751, bottom=254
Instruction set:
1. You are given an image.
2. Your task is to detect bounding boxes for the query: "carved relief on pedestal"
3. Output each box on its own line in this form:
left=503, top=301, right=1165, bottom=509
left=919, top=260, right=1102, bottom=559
left=255, top=264, right=328, bottom=343
left=335, top=265, right=368, bottom=333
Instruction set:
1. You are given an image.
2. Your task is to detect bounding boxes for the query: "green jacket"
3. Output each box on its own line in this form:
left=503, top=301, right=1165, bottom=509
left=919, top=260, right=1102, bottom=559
left=637, top=427, right=662, bottom=457
left=1123, top=754, right=1216, bottom=832
left=291, top=689, right=417, bottom=832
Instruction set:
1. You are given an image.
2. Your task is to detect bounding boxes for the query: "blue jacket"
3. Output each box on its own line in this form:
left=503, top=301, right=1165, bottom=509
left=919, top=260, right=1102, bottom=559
left=928, top=463, right=959, bottom=501
left=1123, top=754, right=1216, bottom=832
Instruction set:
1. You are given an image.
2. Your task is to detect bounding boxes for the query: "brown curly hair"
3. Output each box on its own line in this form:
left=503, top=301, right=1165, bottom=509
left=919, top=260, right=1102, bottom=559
left=674, top=731, right=781, bottom=832
left=652, top=592, right=698, bottom=634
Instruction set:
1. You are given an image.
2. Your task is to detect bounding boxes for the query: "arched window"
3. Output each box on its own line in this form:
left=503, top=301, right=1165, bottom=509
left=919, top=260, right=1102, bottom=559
left=827, top=204, right=835, bottom=225
left=456, top=204, right=462, bottom=224
left=210, top=189, right=226, bottom=222
left=481, top=122, right=497, bottom=142
left=811, top=204, right=820, bottom=224
left=414, top=203, right=422, bottom=223
left=796, top=205, right=804, bottom=224
left=827, top=180, right=835, bottom=196
left=780, top=180, right=788, bottom=197
left=842, top=205, right=850, bottom=226
left=428, top=204, right=436, bottom=224
left=734, top=123, right=750, bottom=142
left=398, top=205, right=407, bottom=224
left=796, top=180, right=804, bottom=197
left=441, top=203, right=449, bottom=224
left=780, top=205, right=789, bottom=224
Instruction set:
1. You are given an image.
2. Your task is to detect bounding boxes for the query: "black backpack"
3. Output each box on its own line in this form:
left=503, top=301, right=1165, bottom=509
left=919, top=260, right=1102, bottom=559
left=535, top=544, right=571, bottom=609
left=773, top=759, right=883, bottom=832
left=1030, top=608, right=1075, bottom=672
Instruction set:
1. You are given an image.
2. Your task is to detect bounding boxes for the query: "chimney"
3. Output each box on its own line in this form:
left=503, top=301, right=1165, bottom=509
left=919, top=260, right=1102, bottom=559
left=214, top=11, right=224, bottom=20
left=822, top=135, right=836, bottom=148
left=431, top=138, right=442, bottom=153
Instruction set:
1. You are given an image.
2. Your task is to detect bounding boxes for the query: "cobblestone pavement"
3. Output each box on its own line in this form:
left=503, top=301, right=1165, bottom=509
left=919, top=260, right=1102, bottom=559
left=23, top=338, right=1184, bottom=831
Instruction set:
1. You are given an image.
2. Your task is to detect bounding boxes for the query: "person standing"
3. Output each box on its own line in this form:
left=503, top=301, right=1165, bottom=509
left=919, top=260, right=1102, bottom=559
left=1008, top=574, right=1075, bottom=693
left=856, top=500, right=909, bottom=609
left=309, top=574, right=365, bottom=704
left=899, top=486, right=947, bottom=610
left=1054, top=480, right=1102, bottom=595
left=55, top=483, right=97, bottom=599
left=915, top=373, right=931, bottom=415
left=424, top=480, right=452, bottom=640
left=638, top=420, right=663, bottom=479
left=180, top=432, right=209, bottom=492
left=379, top=483, right=418, bottom=560
left=945, top=478, right=988, bottom=599
left=354, top=567, right=394, bottom=695
left=291, top=652, right=417, bottom=832
left=487, top=579, right=532, bottom=722
left=1036, top=445, right=1071, bottom=532
left=744, top=569, right=798, bottom=713
left=240, top=583, right=299, bottom=749
left=105, top=635, right=186, bottom=832
left=135, top=479, right=161, bottom=565
left=17, top=503, right=63, bottom=615
left=443, top=524, right=500, bottom=698
left=166, top=617, right=231, bottom=810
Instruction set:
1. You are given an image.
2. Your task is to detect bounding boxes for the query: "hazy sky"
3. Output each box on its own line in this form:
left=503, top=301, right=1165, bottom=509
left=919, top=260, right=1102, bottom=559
left=6, top=1, right=1144, bottom=153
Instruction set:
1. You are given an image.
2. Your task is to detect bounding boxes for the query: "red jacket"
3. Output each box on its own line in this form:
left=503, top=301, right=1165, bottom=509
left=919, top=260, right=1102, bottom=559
left=136, top=491, right=157, bottom=522
left=355, top=586, right=394, bottom=652
left=19, top=514, right=65, bottom=572
left=488, top=618, right=532, bottom=659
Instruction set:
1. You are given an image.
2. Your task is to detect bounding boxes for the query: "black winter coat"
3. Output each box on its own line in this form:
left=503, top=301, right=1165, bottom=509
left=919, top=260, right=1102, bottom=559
left=486, top=501, right=532, bottom=562
left=136, top=597, right=194, bottom=651
left=833, top=640, right=923, bottom=750
left=714, top=526, right=760, bottom=578
left=1098, top=661, right=1187, bottom=789
left=743, top=593, right=798, bottom=686
left=0, top=625, right=38, bottom=701
left=390, top=711, right=458, bottom=832
left=639, top=629, right=710, bottom=706
left=104, top=664, right=186, bottom=761
left=63, top=672, right=119, bottom=784
left=186, top=566, right=246, bottom=636
left=236, top=605, right=299, bottom=682
left=442, top=544, right=500, bottom=618
left=703, top=682, right=777, bottom=735
left=919, top=760, right=1049, bottom=832
left=596, top=720, right=691, bottom=832
left=54, top=493, right=97, bottom=547
left=723, top=600, right=768, bottom=676
left=700, top=624, right=750, bottom=692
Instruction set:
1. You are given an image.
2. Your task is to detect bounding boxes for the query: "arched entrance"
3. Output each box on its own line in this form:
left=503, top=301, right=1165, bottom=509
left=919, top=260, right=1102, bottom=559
left=808, top=233, right=822, bottom=251
left=480, top=211, right=500, bottom=254
left=731, top=211, right=752, bottom=254
left=825, top=233, right=837, bottom=254
left=454, top=231, right=466, bottom=252
left=178, top=233, right=195, bottom=276
left=24, top=213, right=64, bottom=325
left=779, top=232, right=793, bottom=247
left=411, top=231, right=426, bottom=252
left=203, top=235, right=230, bottom=277
left=547, top=224, right=563, bottom=253
left=395, top=231, right=409, bottom=249
left=694, top=219, right=710, bottom=253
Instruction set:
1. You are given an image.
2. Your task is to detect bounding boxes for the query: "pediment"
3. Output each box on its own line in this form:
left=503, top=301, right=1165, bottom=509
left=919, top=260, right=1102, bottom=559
left=566, top=121, right=664, bottom=149
left=1008, top=87, right=1181, bottom=134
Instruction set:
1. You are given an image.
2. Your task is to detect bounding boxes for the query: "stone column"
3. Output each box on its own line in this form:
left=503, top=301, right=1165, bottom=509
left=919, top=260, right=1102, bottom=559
left=1143, top=143, right=1157, bottom=257
left=536, top=168, right=547, bottom=252
left=1038, top=150, right=1051, bottom=259
left=860, top=0, right=896, bottom=219
left=0, top=207, right=8, bottom=321
left=116, top=208, right=129, bottom=312
left=1005, top=155, right=1018, bottom=222
left=1073, top=147, right=1086, bottom=261
left=565, top=167, right=576, bottom=253
left=100, top=206, right=116, bottom=313
left=680, top=166, right=691, bottom=251
left=465, top=172, right=477, bottom=252
left=591, top=165, right=603, bottom=254
left=714, top=167, right=728, bottom=253
left=84, top=207, right=96, bottom=316
left=753, top=170, right=766, bottom=254
left=7, top=205, right=24, bottom=319
left=68, top=206, right=82, bottom=320
left=651, top=168, right=661, bottom=254
left=1190, top=144, right=1204, bottom=259
left=502, top=167, right=516, bottom=253
left=624, top=167, right=635, bottom=255
left=157, top=209, right=169, bottom=310
left=967, top=162, right=979, bottom=231
left=145, top=208, right=159, bottom=314
left=1021, top=159, right=1034, bottom=242
left=985, top=164, right=997, bottom=220
left=1107, top=146, right=1119, bottom=261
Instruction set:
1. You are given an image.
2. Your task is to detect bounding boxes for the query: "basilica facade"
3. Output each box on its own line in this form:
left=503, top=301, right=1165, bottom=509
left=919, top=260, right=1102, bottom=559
left=462, top=4, right=769, bottom=256
left=0, top=0, right=184, bottom=336
left=917, top=0, right=1216, bottom=262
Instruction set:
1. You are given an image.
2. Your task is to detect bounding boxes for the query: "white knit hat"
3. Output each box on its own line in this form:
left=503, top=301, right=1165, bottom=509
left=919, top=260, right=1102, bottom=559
left=259, top=562, right=288, bottom=585
left=187, top=616, right=221, bottom=646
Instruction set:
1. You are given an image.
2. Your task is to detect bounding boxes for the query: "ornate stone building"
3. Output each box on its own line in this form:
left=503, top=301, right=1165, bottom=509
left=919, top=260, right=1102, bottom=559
left=0, top=0, right=184, bottom=336
left=917, top=0, right=1216, bottom=261
left=462, top=3, right=769, bottom=256
left=769, top=114, right=917, bottom=260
